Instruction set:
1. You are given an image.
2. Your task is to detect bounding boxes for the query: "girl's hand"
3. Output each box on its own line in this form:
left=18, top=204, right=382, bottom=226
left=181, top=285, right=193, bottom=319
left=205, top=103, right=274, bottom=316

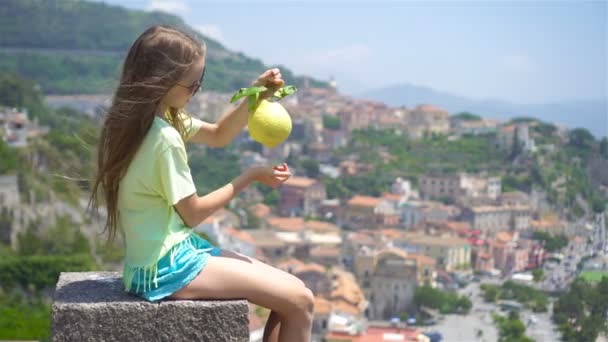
left=249, top=163, right=291, bottom=189
left=251, top=68, right=285, bottom=100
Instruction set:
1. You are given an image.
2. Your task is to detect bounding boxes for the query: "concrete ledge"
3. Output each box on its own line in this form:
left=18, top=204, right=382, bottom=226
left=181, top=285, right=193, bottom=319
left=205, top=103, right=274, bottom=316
left=51, top=272, right=249, bottom=342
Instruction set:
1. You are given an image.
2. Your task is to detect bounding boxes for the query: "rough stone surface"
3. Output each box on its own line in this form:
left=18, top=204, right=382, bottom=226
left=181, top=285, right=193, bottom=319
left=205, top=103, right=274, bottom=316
left=51, top=272, right=250, bottom=342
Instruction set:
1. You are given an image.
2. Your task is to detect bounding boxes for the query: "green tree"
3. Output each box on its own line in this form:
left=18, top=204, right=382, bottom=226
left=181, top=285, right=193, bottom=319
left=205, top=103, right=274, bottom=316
left=451, top=112, right=482, bottom=121
left=0, top=139, right=19, bottom=174
left=493, top=311, right=535, bottom=342
left=532, top=269, right=544, bottom=283
left=600, top=137, right=608, bottom=159
left=301, top=158, right=320, bottom=178
left=322, top=114, right=341, bottom=130
left=568, top=128, right=595, bottom=151
left=553, top=277, right=608, bottom=342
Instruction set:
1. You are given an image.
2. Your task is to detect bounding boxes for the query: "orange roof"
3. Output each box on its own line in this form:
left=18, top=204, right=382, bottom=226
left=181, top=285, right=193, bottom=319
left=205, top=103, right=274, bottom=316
left=326, top=326, right=424, bottom=342
left=348, top=232, right=377, bottom=245
left=331, top=269, right=365, bottom=307
left=294, top=263, right=326, bottom=275
left=445, top=221, right=471, bottom=231
left=496, top=231, right=514, bottom=243
left=348, top=195, right=382, bottom=208
left=284, top=176, right=317, bottom=188
left=376, top=248, right=409, bottom=261
left=314, top=296, right=332, bottom=315
left=382, top=192, right=403, bottom=201
left=310, top=246, right=340, bottom=257
left=225, top=227, right=256, bottom=244
left=266, top=216, right=306, bottom=232
left=416, top=104, right=448, bottom=113
left=305, top=220, right=340, bottom=232
left=378, top=228, right=404, bottom=239
left=501, top=124, right=516, bottom=133
left=407, top=252, right=436, bottom=266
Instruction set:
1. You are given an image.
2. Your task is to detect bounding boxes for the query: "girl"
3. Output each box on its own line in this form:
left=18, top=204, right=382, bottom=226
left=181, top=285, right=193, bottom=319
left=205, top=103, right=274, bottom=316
left=89, top=25, right=314, bottom=342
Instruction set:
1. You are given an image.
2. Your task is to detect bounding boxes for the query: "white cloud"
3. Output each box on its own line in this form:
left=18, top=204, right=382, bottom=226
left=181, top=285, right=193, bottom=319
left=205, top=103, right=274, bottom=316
left=194, top=24, right=225, bottom=43
left=503, top=54, right=536, bottom=73
left=147, top=0, right=189, bottom=14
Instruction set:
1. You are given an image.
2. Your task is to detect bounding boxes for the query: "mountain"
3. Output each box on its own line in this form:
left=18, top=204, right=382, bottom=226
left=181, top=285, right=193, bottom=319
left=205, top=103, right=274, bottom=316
left=0, top=0, right=327, bottom=94
left=360, top=83, right=607, bottom=138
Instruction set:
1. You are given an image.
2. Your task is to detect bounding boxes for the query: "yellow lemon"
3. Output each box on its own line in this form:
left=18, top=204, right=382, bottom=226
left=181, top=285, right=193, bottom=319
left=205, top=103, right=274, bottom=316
left=248, top=99, right=292, bottom=148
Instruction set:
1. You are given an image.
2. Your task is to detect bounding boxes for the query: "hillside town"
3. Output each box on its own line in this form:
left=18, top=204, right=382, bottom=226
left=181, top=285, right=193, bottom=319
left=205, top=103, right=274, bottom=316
left=3, top=79, right=608, bottom=342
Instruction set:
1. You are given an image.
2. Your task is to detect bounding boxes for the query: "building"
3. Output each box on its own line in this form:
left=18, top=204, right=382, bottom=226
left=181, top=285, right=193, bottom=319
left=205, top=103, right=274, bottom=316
left=419, top=173, right=502, bottom=202
left=451, top=117, right=499, bottom=136
left=404, top=104, right=450, bottom=139
left=393, top=233, right=471, bottom=271
left=278, top=176, right=326, bottom=217
left=368, top=249, right=422, bottom=319
left=0, top=107, right=48, bottom=147
left=325, top=323, right=430, bottom=342
left=293, top=263, right=332, bottom=296
left=400, top=200, right=460, bottom=229
left=496, top=123, right=536, bottom=152
left=341, top=195, right=401, bottom=230
left=355, top=247, right=437, bottom=291
left=461, top=204, right=532, bottom=234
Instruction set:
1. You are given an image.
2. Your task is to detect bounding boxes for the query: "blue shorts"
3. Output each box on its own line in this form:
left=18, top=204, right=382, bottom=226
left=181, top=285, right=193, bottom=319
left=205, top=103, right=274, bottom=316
left=126, top=233, right=222, bottom=302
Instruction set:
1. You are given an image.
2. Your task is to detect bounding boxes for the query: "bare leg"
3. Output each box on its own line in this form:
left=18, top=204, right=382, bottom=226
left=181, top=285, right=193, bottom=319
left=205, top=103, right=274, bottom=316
left=263, top=310, right=281, bottom=342
left=168, top=250, right=313, bottom=342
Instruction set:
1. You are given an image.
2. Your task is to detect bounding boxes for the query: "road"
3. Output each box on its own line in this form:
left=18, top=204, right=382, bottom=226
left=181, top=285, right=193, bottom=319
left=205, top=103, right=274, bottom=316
left=430, top=280, right=560, bottom=342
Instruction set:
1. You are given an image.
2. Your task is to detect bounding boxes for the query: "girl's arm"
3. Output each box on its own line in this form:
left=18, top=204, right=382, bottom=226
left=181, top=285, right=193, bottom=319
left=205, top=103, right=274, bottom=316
left=191, top=69, right=283, bottom=147
left=174, top=165, right=290, bottom=228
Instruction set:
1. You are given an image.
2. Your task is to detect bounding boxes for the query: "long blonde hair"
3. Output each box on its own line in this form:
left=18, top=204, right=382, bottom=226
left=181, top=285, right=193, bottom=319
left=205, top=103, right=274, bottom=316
left=88, top=25, right=205, bottom=244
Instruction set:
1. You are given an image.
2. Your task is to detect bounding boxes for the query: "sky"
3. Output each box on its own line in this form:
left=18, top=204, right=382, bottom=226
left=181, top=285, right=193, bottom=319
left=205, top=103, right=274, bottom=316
left=97, top=0, right=607, bottom=105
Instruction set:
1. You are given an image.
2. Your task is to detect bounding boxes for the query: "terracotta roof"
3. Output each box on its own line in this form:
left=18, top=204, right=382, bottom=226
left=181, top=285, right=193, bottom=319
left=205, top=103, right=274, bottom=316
left=348, top=232, right=376, bottom=245
left=225, top=227, right=256, bottom=244
left=331, top=269, right=365, bottom=307
left=382, top=192, right=403, bottom=201
left=407, top=252, right=437, bottom=266
left=247, top=230, right=286, bottom=247
left=399, top=233, right=469, bottom=247
left=348, top=195, right=382, bottom=208
left=445, top=221, right=471, bottom=232
left=314, top=296, right=332, bottom=315
left=326, top=326, right=424, bottom=342
left=305, top=220, right=340, bottom=232
left=496, top=231, right=515, bottom=243
left=266, top=216, right=306, bottom=232
left=376, top=248, right=410, bottom=261
left=378, top=228, right=404, bottom=239
left=501, top=124, right=516, bottom=133
left=294, top=263, right=326, bottom=275
left=310, top=246, right=340, bottom=257
left=415, top=104, right=448, bottom=114
left=284, top=176, right=317, bottom=188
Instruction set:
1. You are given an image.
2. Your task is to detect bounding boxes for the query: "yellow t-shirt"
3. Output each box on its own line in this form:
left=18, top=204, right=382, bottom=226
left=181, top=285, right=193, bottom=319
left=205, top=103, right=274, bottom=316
left=118, top=111, right=203, bottom=291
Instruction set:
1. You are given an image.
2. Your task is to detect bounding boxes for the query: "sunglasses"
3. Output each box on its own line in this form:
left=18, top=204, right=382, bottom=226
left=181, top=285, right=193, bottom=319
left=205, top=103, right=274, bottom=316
left=177, top=66, right=205, bottom=94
